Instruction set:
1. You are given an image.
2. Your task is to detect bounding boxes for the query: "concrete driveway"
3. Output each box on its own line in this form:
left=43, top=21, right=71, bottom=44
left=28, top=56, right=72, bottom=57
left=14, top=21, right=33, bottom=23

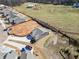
left=0, top=19, right=8, bottom=44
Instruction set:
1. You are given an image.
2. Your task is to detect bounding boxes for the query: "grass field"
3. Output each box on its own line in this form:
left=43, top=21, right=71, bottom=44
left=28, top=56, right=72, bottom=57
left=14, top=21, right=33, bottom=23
left=14, top=3, right=79, bottom=39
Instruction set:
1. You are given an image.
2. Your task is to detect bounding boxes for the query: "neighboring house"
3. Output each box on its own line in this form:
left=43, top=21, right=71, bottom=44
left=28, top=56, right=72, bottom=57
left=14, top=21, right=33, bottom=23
left=27, top=27, right=50, bottom=43
left=4, top=11, right=27, bottom=24
left=0, top=5, right=13, bottom=16
left=8, top=16, right=26, bottom=24
left=3, top=10, right=10, bottom=16
left=0, top=5, right=30, bottom=25
left=2, top=9, right=11, bottom=17
left=0, top=5, right=13, bottom=17
left=0, top=5, right=6, bottom=10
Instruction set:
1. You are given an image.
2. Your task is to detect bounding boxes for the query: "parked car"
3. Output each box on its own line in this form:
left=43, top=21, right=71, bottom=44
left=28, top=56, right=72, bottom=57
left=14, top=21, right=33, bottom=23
left=25, top=2, right=38, bottom=8
left=21, top=45, right=32, bottom=52
left=73, top=3, right=79, bottom=8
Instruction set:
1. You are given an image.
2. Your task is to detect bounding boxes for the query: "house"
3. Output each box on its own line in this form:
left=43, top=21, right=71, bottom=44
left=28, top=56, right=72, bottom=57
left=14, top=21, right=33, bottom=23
left=2, top=9, right=11, bottom=17
left=27, top=27, right=50, bottom=43
left=8, top=16, right=26, bottom=24
left=5, top=11, right=28, bottom=24
left=0, top=4, right=7, bottom=10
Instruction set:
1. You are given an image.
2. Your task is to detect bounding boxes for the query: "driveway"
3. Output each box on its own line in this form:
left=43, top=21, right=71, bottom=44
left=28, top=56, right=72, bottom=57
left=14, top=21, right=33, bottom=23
left=0, top=19, right=8, bottom=44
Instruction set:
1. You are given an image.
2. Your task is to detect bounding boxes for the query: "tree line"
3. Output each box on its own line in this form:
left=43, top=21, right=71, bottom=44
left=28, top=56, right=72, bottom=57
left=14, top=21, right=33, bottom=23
left=0, top=0, right=79, bottom=6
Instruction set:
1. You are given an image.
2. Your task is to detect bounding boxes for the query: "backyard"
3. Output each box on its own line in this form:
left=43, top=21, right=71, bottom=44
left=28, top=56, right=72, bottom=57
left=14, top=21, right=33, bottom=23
left=14, top=3, right=79, bottom=39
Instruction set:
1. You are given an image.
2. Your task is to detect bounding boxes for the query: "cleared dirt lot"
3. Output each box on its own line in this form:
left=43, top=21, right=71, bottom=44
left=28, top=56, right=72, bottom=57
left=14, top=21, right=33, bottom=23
left=8, top=20, right=40, bottom=36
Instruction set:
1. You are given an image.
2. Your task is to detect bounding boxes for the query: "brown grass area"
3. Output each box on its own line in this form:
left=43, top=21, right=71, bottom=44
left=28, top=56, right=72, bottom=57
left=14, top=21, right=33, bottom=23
left=8, top=20, right=40, bottom=36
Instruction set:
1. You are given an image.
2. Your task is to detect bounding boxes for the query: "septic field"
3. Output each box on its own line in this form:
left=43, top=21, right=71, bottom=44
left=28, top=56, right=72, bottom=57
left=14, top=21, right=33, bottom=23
left=14, top=3, right=79, bottom=39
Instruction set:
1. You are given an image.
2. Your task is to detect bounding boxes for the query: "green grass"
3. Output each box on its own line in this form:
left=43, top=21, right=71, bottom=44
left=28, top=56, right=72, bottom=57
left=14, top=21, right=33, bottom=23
left=14, top=3, right=79, bottom=39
